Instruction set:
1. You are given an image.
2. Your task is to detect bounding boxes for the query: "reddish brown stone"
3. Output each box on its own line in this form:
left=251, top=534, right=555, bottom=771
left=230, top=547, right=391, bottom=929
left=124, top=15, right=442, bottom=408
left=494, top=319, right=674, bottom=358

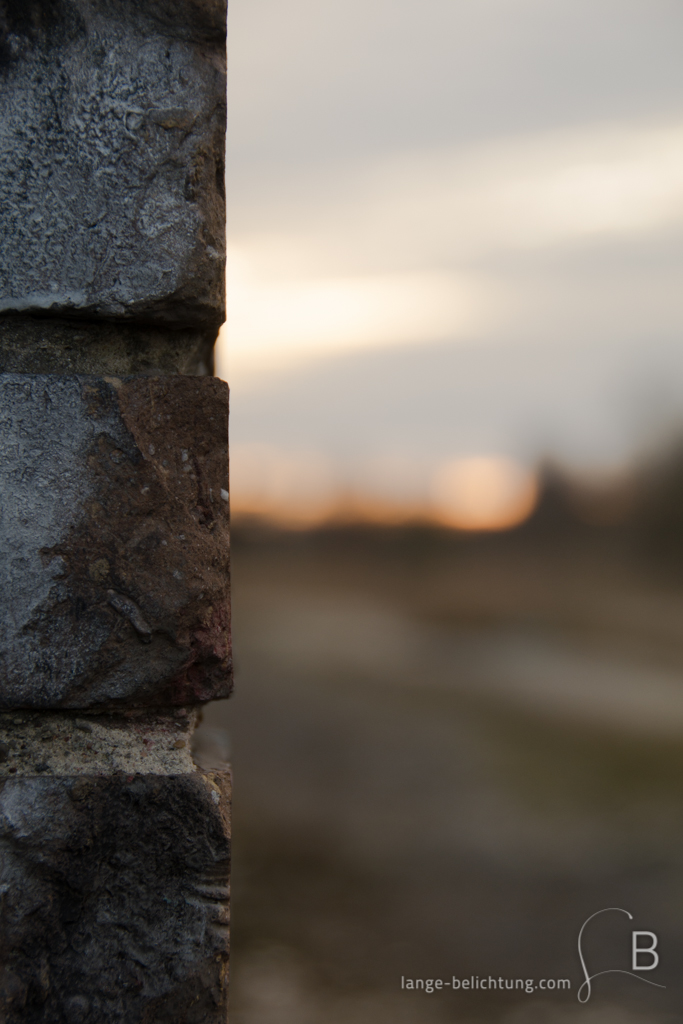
left=0, top=373, right=231, bottom=710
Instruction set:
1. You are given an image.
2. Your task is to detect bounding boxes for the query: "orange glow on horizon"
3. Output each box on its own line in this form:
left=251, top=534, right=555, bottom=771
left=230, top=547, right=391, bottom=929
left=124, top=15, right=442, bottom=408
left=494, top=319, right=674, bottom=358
left=431, top=457, right=539, bottom=531
left=230, top=493, right=431, bottom=530
left=228, top=447, right=539, bottom=531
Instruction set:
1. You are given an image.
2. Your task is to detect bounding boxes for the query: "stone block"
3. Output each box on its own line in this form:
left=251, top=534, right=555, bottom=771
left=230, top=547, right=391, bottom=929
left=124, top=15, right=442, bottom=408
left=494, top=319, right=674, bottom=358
left=0, top=373, right=232, bottom=710
left=0, top=0, right=226, bottom=326
left=0, top=709, right=200, bottom=776
left=0, top=316, right=217, bottom=377
left=0, top=770, right=231, bottom=1023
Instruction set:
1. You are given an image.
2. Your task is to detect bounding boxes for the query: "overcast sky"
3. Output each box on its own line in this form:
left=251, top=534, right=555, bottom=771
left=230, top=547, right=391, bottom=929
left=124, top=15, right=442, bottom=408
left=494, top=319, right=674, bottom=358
left=219, top=0, right=683, bottom=519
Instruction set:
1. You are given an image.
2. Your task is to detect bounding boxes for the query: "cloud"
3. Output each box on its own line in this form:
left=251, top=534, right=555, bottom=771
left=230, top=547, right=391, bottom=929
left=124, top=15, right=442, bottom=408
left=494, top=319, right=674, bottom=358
left=228, top=0, right=683, bottom=161
left=217, top=257, right=487, bottom=374
left=227, top=333, right=683, bottom=473
left=221, top=1, right=683, bottom=507
left=229, top=120, right=683, bottom=272
left=218, top=119, right=683, bottom=378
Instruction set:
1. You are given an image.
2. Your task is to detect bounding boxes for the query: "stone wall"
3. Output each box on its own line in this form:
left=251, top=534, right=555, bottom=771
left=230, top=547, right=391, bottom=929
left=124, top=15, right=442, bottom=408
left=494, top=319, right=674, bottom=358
left=0, top=3, right=231, bottom=1021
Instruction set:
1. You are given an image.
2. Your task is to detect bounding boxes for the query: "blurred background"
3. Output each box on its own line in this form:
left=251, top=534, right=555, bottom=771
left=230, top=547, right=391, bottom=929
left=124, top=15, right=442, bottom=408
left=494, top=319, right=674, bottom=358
left=200, top=1, right=683, bottom=1020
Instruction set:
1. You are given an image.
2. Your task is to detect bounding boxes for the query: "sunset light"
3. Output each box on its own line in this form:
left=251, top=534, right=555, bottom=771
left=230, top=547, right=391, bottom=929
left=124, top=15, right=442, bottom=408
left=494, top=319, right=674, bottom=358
left=218, top=120, right=683, bottom=383
left=221, top=3, right=683, bottom=530
left=431, top=457, right=539, bottom=531
left=229, top=443, right=337, bottom=525
left=229, top=444, right=539, bottom=532
left=215, top=248, right=481, bottom=377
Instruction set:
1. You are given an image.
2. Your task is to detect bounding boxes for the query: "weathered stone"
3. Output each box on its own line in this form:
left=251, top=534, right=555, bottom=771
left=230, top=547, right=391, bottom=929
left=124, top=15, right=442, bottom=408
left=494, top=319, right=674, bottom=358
left=0, top=316, right=216, bottom=376
left=0, top=373, right=232, bottom=709
left=0, top=0, right=232, bottom=1011
left=0, top=0, right=226, bottom=326
left=0, top=770, right=231, bottom=1023
left=0, top=709, right=200, bottom=776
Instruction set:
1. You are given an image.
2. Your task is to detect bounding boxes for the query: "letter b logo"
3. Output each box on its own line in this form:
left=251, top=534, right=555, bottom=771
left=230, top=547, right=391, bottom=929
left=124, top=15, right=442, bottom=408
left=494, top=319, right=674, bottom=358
left=632, top=931, right=659, bottom=971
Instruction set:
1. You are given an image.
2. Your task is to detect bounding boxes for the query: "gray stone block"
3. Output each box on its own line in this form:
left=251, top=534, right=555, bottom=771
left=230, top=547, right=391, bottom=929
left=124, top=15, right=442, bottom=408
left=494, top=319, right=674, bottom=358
left=0, top=373, right=232, bottom=710
left=0, top=770, right=231, bottom=1023
left=0, top=0, right=226, bottom=326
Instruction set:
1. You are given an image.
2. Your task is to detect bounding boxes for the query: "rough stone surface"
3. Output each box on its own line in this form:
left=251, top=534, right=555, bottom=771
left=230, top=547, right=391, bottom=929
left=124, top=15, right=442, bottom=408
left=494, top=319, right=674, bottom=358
left=0, top=316, right=216, bottom=376
left=0, top=709, right=200, bottom=775
left=0, top=770, right=231, bottom=1023
left=0, top=0, right=226, bottom=326
left=0, top=373, right=231, bottom=710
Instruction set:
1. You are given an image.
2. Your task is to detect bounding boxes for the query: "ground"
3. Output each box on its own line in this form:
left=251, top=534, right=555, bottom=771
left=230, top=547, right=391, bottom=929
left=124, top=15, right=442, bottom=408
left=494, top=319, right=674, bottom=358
left=201, top=523, right=683, bottom=1024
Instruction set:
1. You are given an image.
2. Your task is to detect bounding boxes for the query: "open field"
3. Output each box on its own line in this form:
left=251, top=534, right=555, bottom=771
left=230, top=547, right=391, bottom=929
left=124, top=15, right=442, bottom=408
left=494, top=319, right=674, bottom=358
left=200, top=524, right=683, bottom=1023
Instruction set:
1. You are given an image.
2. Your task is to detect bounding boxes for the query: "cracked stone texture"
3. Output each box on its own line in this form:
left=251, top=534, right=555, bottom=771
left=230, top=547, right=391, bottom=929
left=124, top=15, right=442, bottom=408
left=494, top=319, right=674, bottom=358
left=0, top=770, right=231, bottom=1024
left=0, top=0, right=226, bottom=326
left=0, top=373, right=232, bottom=710
left=0, top=316, right=216, bottom=377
